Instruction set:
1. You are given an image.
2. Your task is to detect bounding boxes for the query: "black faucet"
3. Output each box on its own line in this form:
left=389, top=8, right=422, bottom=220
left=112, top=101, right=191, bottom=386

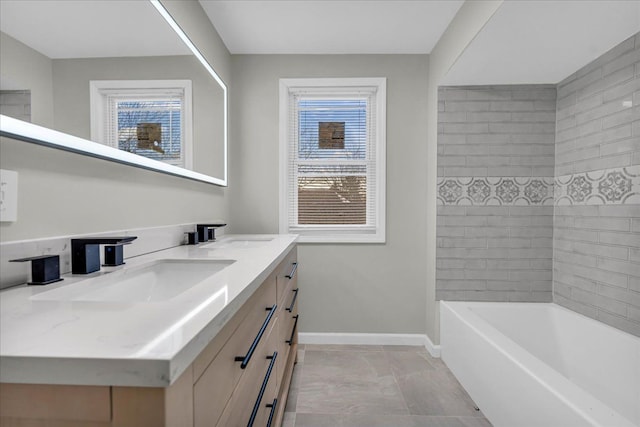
left=71, top=236, right=137, bottom=274
left=9, top=255, right=63, bottom=285
left=196, top=224, right=226, bottom=243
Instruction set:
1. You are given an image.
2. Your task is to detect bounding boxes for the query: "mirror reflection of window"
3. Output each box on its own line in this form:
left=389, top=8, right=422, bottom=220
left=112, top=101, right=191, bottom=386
left=90, top=80, right=193, bottom=169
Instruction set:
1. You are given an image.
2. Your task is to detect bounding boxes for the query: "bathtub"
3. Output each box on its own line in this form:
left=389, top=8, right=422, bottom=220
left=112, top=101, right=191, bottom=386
left=440, top=302, right=640, bottom=427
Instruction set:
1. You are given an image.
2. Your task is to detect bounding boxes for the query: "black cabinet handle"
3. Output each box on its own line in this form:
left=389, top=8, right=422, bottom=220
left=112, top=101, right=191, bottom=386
left=286, top=315, right=299, bottom=346
left=247, top=352, right=278, bottom=427
left=285, top=262, right=298, bottom=279
left=286, top=288, right=299, bottom=313
left=235, top=305, right=277, bottom=369
left=265, top=398, right=277, bottom=427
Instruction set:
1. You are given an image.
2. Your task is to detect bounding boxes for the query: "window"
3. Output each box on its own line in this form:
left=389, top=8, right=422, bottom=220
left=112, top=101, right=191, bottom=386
left=90, top=80, right=192, bottom=168
left=279, top=78, right=386, bottom=243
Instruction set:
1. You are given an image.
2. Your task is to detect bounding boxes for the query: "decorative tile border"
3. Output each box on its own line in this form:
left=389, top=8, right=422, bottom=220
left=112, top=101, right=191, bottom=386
left=437, top=177, right=554, bottom=206
left=437, top=166, right=640, bottom=206
left=555, top=165, right=640, bottom=205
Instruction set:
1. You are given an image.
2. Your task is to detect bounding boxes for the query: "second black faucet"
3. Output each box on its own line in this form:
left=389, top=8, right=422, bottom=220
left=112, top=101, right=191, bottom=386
left=195, top=224, right=226, bottom=243
left=71, top=236, right=137, bottom=274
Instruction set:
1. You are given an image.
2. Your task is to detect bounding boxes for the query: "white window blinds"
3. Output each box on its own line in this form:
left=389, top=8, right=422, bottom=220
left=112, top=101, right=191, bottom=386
left=90, top=80, right=192, bottom=170
left=106, top=94, right=184, bottom=167
left=280, top=78, right=386, bottom=243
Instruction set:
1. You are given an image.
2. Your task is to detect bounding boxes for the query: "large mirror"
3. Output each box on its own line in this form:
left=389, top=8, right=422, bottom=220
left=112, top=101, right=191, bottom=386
left=0, top=0, right=227, bottom=186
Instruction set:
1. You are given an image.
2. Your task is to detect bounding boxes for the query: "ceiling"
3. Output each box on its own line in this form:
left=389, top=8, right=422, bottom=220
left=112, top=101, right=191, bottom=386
left=199, top=0, right=465, bottom=54
left=201, top=0, right=640, bottom=85
left=442, top=0, right=640, bottom=85
left=1, top=0, right=638, bottom=85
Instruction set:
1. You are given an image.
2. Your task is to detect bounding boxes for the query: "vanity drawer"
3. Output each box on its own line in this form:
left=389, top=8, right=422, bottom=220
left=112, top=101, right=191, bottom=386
left=194, top=273, right=277, bottom=427
left=276, top=247, right=298, bottom=306
left=215, top=317, right=279, bottom=427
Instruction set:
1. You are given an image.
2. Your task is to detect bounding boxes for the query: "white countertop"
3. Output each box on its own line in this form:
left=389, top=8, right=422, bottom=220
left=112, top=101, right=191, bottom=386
left=0, top=234, right=297, bottom=387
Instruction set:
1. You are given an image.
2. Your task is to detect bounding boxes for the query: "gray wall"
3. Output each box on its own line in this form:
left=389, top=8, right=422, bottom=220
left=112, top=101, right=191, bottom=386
left=436, top=85, right=556, bottom=302
left=553, top=33, right=640, bottom=336
left=230, top=54, right=429, bottom=334
left=0, top=0, right=231, bottom=242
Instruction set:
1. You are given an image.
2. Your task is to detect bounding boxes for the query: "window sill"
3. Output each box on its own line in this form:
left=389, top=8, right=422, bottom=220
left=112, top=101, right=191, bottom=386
left=294, top=233, right=385, bottom=244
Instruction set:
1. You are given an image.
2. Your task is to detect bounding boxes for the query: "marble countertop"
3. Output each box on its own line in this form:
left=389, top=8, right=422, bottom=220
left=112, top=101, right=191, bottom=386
left=0, top=234, right=297, bottom=387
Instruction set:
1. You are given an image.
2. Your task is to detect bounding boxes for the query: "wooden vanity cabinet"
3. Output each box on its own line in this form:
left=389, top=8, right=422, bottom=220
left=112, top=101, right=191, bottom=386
left=0, top=245, right=298, bottom=427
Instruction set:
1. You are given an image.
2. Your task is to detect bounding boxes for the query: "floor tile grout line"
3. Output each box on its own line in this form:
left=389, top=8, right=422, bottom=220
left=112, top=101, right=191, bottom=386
left=382, top=349, right=414, bottom=416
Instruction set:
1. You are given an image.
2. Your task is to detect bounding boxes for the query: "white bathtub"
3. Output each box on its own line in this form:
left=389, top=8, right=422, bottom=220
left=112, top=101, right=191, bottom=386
left=440, top=302, right=640, bottom=427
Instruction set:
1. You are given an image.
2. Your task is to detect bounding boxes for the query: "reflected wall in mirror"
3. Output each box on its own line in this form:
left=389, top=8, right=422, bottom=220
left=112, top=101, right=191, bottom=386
left=0, top=0, right=227, bottom=185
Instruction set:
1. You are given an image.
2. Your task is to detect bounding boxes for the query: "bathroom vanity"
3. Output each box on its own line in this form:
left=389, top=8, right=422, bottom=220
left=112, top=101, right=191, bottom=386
left=0, top=235, right=298, bottom=427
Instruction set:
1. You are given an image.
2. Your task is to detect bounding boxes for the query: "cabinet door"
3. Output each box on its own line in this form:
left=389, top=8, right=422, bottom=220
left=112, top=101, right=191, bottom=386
left=194, top=274, right=277, bottom=427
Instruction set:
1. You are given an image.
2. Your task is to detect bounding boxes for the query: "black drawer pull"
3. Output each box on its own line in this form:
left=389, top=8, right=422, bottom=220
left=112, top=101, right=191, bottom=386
left=286, top=315, right=299, bottom=346
left=235, top=305, right=277, bottom=369
left=286, top=288, right=299, bottom=312
left=265, top=398, right=277, bottom=427
left=285, top=262, right=298, bottom=279
left=247, top=352, right=278, bottom=427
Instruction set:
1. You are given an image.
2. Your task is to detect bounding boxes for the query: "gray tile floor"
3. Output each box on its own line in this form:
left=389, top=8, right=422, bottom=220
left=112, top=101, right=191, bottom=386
left=282, top=345, right=492, bottom=427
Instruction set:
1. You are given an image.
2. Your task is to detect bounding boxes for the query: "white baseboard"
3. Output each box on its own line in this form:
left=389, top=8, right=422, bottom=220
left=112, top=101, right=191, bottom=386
left=299, top=333, right=441, bottom=358
left=424, top=333, right=441, bottom=358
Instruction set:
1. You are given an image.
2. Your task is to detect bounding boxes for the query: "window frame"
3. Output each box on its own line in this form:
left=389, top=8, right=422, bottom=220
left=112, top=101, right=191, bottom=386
left=89, top=79, right=193, bottom=169
left=279, top=77, right=386, bottom=243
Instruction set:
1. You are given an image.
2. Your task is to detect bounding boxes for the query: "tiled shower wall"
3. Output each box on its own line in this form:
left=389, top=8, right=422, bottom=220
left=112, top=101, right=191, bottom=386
left=435, top=33, right=640, bottom=337
left=436, top=85, right=556, bottom=302
left=553, top=33, right=640, bottom=336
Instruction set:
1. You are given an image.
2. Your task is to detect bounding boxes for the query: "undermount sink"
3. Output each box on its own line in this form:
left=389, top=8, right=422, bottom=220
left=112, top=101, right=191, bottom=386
left=30, top=259, right=234, bottom=303
left=200, top=237, right=273, bottom=249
